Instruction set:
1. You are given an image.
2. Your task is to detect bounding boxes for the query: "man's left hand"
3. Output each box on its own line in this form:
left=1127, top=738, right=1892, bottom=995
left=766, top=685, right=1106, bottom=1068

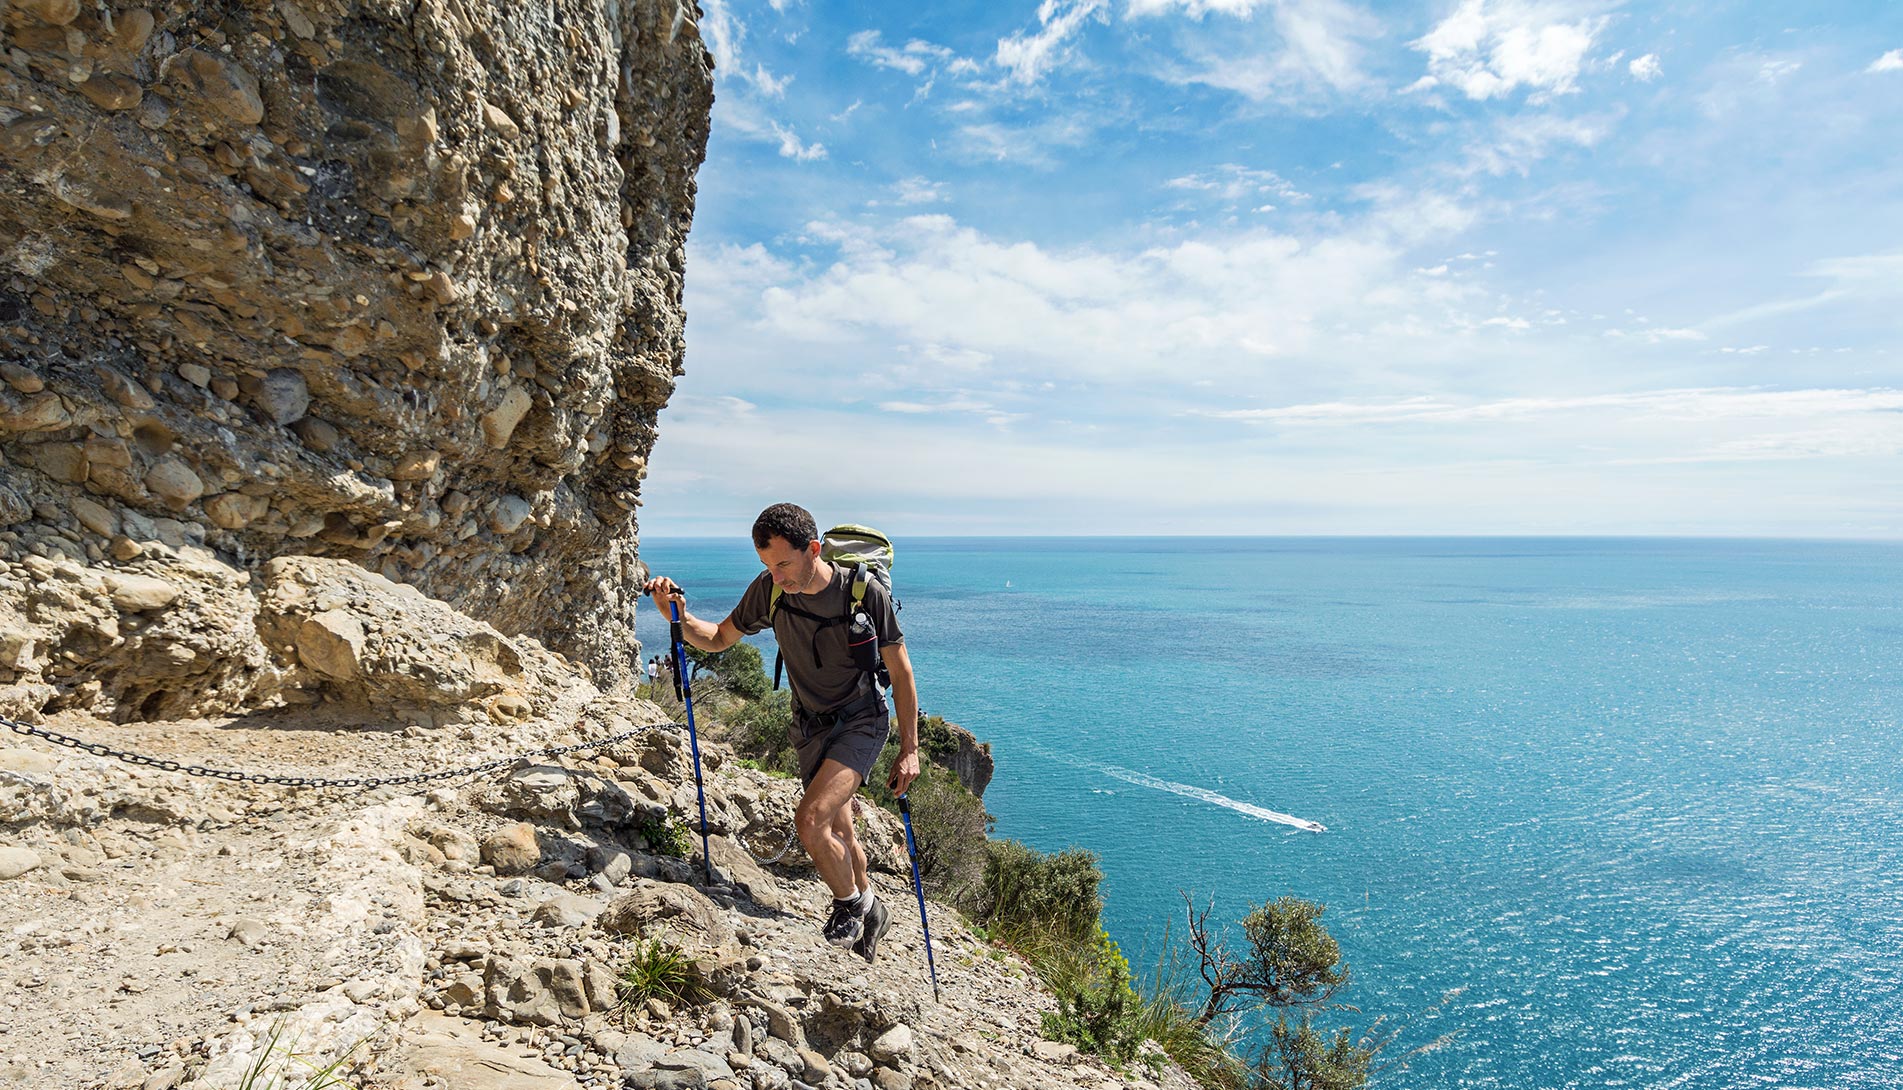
left=888, top=747, right=922, bottom=796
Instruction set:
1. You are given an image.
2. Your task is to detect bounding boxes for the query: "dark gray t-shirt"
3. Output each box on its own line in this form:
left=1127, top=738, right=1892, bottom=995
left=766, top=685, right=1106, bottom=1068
left=729, top=562, right=903, bottom=713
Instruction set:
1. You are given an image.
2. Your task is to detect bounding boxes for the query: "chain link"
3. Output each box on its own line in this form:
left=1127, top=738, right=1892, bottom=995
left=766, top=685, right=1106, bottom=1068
left=1, top=713, right=685, bottom=792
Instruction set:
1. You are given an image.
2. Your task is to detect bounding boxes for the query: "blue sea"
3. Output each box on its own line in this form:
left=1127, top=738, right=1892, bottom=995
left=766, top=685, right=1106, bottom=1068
left=634, top=537, right=1903, bottom=1089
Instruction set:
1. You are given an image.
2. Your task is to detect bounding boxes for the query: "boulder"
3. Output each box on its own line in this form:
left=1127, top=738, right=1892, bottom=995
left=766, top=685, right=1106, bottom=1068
left=598, top=882, right=734, bottom=950
left=530, top=893, right=604, bottom=929
left=481, top=823, right=541, bottom=875
left=0, top=847, right=42, bottom=880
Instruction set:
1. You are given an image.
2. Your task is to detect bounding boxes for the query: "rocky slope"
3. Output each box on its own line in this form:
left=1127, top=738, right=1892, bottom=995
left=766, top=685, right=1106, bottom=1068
left=0, top=0, right=709, bottom=694
left=0, top=559, right=1201, bottom=1090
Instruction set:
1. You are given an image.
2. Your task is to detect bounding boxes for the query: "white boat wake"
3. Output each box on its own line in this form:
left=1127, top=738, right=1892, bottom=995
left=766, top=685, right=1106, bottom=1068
left=1027, top=742, right=1326, bottom=833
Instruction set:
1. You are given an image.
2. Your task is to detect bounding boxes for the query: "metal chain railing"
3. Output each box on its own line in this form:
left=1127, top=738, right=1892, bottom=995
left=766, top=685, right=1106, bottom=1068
left=2, top=711, right=807, bottom=865
left=0, top=712, right=682, bottom=791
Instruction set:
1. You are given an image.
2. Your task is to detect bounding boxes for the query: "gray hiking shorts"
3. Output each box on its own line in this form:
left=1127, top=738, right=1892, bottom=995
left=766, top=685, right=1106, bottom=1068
left=792, top=696, right=891, bottom=788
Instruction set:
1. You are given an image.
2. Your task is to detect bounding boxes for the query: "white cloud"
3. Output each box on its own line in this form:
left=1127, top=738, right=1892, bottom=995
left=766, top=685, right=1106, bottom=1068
left=1464, top=111, right=1609, bottom=175
left=1705, top=250, right=1903, bottom=328
left=770, top=123, right=827, bottom=161
left=1165, top=165, right=1308, bottom=203
left=1412, top=0, right=1607, bottom=101
left=692, top=192, right=1499, bottom=392
left=1127, top=0, right=1266, bottom=14
left=995, top=0, right=1109, bottom=85
left=1869, top=49, right=1903, bottom=74
left=695, top=0, right=745, bottom=74
left=1187, top=387, right=1903, bottom=428
left=752, top=65, right=792, bottom=97
left=1145, top=0, right=1379, bottom=99
left=846, top=29, right=960, bottom=77
left=1603, top=326, right=1707, bottom=344
left=1628, top=52, right=1661, bottom=81
left=893, top=177, right=948, bottom=204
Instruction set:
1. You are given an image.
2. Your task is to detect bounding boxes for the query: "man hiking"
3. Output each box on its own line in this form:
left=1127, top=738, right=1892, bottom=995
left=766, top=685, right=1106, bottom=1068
left=644, top=503, right=920, bottom=962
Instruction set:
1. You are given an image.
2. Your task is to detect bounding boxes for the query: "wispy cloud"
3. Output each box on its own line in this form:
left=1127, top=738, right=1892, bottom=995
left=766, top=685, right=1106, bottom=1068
left=1143, top=0, right=1380, bottom=100
left=847, top=29, right=960, bottom=77
left=892, top=177, right=948, bottom=204
left=1463, top=111, right=1611, bottom=175
left=1628, top=52, right=1661, bottom=81
left=1186, top=387, right=1903, bottom=429
left=1868, top=48, right=1903, bottom=74
left=770, top=122, right=827, bottom=161
left=1165, top=164, right=1308, bottom=205
left=995, top=0, right=1110, bottom=85
left=752, top=65, right=792, bottom=97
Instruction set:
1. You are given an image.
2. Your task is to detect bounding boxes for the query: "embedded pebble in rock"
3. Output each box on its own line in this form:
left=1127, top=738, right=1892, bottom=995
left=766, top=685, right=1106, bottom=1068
left=104, top=574, right=179, bottom=613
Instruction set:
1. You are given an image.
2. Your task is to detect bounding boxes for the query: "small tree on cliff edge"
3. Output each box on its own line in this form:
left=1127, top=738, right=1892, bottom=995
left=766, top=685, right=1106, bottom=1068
left=1188, top=894, right=1350, bottom=1026
left=1184, top=893, right=1373, bottom=1090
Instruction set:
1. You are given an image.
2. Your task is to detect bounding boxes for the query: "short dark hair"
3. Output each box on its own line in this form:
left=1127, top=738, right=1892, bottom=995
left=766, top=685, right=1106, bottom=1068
left=752, top=503, right=817, bottom=550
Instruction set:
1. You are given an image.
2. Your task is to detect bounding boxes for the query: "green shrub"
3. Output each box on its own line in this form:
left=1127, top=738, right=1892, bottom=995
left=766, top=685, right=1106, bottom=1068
left=1039, top=927, right=1143, bottom=1063
left=636, top=812, right=690, bottom=859
left=979, top=839, right=1105, bottom=945
left=917, top=714, right=961, bottom=759
left=617, top=939, right=711, bottom=1010
left=1255, top=1014, right=1373, bottom=1090
left=867, top=748, right=991, bottom=901
left=686, top=642, right=770, bottom=701
left=723, top=689, right=796, bottom=773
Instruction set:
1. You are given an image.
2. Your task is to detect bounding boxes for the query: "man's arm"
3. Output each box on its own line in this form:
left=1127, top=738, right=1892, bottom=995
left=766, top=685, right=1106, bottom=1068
left=644, top=577, right=745, bottom=652
left=883, top=641, right=921, bottom=795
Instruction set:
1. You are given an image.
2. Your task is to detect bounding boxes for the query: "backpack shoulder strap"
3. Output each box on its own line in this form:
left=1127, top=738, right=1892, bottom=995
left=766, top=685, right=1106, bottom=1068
left=849, top=563, right=869, bottom=609
left=769, top=583, right=782, bottom=622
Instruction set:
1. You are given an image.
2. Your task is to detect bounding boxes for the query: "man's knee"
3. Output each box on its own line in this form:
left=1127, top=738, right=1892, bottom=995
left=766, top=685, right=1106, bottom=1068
left=795, top=796, right=841, bottom=841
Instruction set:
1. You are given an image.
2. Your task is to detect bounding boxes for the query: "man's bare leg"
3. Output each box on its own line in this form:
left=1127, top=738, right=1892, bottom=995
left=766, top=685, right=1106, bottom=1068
left=833, top=800, right=869, bottom=896
left=794, top=759, right=863, bottom=900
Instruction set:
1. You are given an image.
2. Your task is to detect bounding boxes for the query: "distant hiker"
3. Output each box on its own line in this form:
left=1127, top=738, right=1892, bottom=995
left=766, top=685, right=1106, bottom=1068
left=646, top=656, right=661, bottom=692
left=645, top=502, right=919, bottom=963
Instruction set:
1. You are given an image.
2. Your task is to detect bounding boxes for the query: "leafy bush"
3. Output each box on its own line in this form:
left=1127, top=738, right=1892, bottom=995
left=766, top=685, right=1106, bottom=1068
left=867, top=748, right=991, bottom=900
left=617, top=939, right=711, bottom=1010
left=723, top=689, right=797, bottom=774
left=1039, top=927, right=1143, bottom=1063
left=978, top=839, right=1105, bottom=945
left=917, top=714, right=962, bottom=759
left=1255, top=1014, right=1373, bottom=1090
left=636, top=812, right=690, bottom=859
left=686, top=642, right=770, bottom=701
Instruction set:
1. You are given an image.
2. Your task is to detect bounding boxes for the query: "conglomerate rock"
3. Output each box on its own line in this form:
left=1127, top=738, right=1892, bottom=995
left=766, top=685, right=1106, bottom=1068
left=0, top=0, right=714, bottom=707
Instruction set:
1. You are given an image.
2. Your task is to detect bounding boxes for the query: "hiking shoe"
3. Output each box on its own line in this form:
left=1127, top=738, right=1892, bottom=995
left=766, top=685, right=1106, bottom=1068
left=823, top=900, right=864, bottom=947
left=852, top=895, right=891, bottom=964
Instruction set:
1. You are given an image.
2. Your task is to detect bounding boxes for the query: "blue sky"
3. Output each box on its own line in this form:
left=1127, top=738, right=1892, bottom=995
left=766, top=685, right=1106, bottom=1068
left=639, top=0, right=1903, bottom=537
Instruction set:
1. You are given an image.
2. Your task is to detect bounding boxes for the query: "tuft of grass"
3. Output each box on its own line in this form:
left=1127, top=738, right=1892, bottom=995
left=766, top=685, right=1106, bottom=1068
left=616, top=938, right=712, bottom=1011
left=236, top=1019, right=360, bottom=1090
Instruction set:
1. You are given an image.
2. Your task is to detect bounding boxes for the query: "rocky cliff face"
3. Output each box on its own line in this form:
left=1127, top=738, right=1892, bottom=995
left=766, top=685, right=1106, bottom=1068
left=0, top=0, right=711, bottom=710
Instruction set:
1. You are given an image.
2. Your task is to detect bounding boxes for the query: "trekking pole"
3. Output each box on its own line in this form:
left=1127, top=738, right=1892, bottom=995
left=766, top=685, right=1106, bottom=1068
left=897, top=794, right=941, bottom=1002
left=669, top=600, right=713, bottom=886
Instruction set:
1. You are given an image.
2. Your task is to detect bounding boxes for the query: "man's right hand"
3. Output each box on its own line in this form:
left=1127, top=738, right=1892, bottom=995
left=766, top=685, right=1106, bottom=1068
left=644, top=577, right=685, bottom=618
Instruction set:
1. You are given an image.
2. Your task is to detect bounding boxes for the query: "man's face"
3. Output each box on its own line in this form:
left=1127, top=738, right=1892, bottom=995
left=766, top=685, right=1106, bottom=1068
left=756, top=535, right=823, bottom=592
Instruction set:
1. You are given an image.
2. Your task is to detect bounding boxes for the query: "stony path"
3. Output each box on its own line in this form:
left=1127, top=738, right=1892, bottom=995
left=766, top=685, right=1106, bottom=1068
left=1, top=705, right=1201, bottom=1090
